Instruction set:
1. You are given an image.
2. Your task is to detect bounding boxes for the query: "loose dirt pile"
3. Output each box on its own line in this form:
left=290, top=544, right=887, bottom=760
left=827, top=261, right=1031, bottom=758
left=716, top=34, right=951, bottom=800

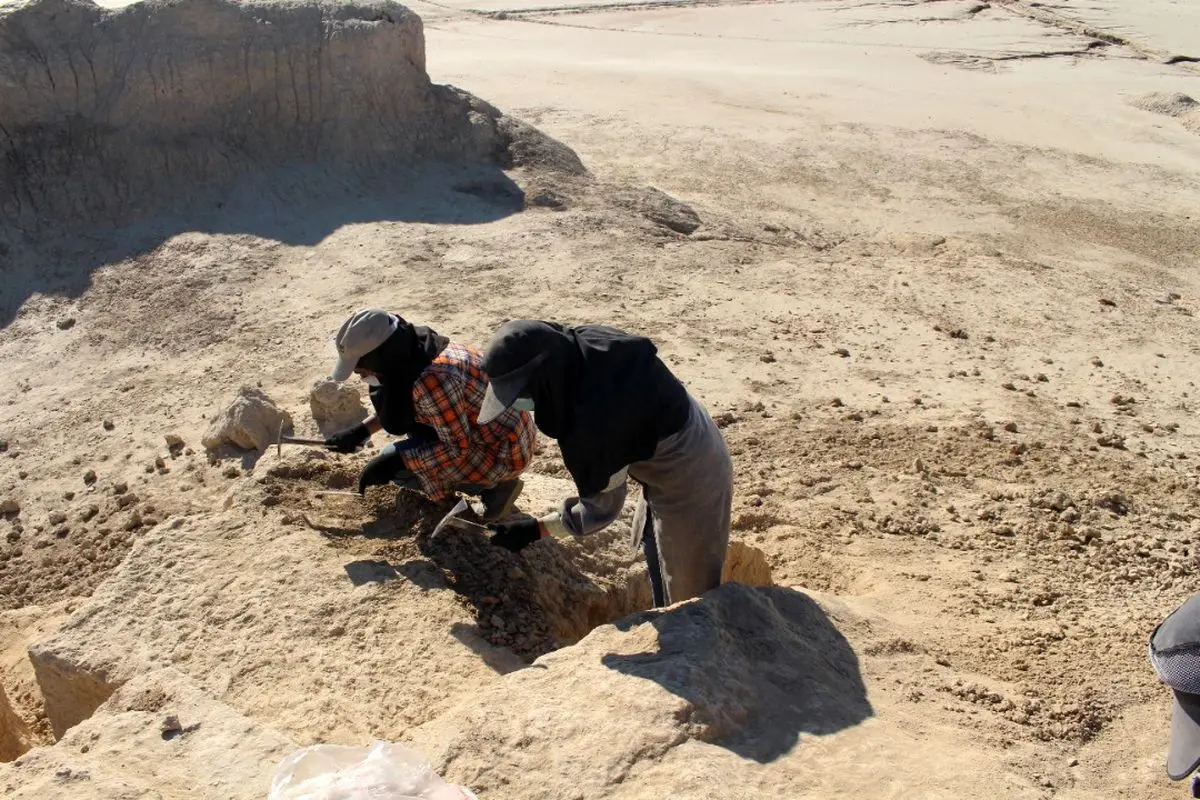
left=1131, top=91, right=1200, bottom=134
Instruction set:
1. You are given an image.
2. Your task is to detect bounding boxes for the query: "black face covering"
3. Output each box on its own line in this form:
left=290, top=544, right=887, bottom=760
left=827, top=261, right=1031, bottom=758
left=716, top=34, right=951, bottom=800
left=358, top=316, right=449, bottom=437
left=481, top=320, right=691, bottom=497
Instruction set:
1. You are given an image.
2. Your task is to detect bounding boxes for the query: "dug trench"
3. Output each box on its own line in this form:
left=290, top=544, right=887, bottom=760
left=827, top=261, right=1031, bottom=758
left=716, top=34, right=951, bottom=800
left=259, top=444, right=772, bottom=661
left=16, top=444, right=773, bottom=754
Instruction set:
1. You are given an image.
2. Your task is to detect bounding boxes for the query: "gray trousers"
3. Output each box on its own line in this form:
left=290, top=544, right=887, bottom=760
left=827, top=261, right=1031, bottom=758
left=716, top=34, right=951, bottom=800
left=556, top=393, right=733, bottom=607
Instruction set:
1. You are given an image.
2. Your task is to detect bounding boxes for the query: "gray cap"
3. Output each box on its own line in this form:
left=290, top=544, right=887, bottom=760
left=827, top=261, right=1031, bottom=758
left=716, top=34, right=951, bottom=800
left=478, top=354, right=545, bottom=425
left=1150, top=594, right=1200, bottom=781
left=330, top=309, right=398, bottom=382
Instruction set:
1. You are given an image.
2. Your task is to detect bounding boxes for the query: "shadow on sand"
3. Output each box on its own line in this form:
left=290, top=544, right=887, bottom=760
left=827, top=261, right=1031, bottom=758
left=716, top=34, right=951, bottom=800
left=0, top=162, right=525, bottom=328
left=601, top=584, right=873, bottom=764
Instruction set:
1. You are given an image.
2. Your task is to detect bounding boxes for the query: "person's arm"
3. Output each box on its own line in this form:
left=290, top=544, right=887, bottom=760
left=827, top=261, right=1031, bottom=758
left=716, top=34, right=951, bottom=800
left=325, top=414, right=380, bottom=453
left=542, top=468, right=629, bottom=537
left=487, top=469, right=630, bottom=552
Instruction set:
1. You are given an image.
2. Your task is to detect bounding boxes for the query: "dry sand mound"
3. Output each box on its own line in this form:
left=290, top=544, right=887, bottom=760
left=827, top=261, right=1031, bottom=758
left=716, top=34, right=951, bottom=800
left=1130, top=91, right=1200, bottom=134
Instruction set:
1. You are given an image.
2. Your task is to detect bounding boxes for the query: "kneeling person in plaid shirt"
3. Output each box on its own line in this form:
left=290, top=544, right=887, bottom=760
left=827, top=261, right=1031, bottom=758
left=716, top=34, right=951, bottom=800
left=323, top=309, right=535, bottom=521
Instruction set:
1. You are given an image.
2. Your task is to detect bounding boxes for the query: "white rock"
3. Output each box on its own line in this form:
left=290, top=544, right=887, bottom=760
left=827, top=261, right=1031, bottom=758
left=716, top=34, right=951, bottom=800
left=308, top=378, right=367, bottom=433
left=201, top=387, right=293, bottom=453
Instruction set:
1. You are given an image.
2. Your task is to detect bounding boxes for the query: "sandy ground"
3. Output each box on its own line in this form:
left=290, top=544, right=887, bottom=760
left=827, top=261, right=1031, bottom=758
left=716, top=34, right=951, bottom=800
left=3, top=0, right=1200, bottom=797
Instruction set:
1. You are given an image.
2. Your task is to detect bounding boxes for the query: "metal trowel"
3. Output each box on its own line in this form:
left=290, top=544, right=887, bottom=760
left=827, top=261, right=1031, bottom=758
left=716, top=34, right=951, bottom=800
left=431, top=497, right=491, bottom=541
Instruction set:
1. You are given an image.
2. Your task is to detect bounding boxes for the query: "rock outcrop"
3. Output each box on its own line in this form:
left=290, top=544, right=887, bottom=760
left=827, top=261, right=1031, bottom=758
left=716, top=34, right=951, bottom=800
left=405, top=584, right=874, bottom=796
left=0, top=0, right=588, bottom=238
left=0, top=668, right=299, bottom=799
left=24, top=454, right=778, bottom=749
left=26, top=504, right=526, bottom=744
left=406, top=584, right=1045, bottom=799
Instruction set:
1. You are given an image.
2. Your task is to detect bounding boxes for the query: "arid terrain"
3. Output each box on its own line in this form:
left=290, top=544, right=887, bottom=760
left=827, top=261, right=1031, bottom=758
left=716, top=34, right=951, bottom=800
left=2, top=0, right=1200, bottom=797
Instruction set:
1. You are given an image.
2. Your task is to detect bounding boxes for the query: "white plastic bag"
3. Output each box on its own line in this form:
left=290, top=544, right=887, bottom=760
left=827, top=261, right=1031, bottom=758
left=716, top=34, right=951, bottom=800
left=268, top=740, right=479, bottom=800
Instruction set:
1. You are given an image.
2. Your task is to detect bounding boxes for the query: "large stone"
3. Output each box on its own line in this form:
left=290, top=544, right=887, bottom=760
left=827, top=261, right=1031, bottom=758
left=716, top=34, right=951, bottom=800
left=201, top=386, right=294, bottom=453
left=308, top=378, right=368, bottom=434
left=0, top=668, right=299, bottom=799
left=405, top=584, right=1045, bottom=799
left=613, top=186, right=702, bottom=235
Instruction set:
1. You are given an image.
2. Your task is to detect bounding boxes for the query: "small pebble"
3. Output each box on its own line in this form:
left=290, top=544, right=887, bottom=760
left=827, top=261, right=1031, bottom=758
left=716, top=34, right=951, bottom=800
left=56, top=317, right=76, bottom=330
left=83, top=470, right=97, bottom=485
left=103, top=420, right=115, bottom=431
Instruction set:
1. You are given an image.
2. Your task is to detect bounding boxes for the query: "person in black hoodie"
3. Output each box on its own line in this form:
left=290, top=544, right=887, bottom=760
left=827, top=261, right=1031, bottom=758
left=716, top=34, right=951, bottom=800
left=476, top=320, right=733, bottom=607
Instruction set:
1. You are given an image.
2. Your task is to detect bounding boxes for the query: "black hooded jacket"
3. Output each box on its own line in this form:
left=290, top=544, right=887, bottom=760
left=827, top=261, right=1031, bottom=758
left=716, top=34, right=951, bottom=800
left=357, top=316, right=449, bottom=438
left=481, top=320, right=691, bottom=497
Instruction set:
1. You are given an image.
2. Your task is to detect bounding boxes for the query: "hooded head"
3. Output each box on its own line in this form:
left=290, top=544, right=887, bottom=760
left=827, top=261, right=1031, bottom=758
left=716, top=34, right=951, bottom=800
left=330, top=309, right=399, bottom=382
left=476, top=319, right=691, bottom=498
left=329, top=309, right=449, bottom=434
left=477, top=320, right=577, bottom=430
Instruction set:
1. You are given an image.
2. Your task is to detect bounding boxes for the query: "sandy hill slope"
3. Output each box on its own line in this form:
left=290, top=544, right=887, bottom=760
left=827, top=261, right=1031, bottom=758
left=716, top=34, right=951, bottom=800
left=3, top=0, right=1200, bottom=797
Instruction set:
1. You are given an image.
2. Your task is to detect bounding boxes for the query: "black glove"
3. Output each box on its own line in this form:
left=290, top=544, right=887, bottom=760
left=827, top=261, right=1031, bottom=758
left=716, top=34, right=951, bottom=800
left=357, top=445, right=406, bottom=495
left=325, top=423, right=370, bottom=454
left=488, top=518, right=544, bottom=553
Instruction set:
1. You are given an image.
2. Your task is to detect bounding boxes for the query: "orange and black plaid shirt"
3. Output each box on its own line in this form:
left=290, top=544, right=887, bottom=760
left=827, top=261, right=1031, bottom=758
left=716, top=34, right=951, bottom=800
left=400, top=342, right=537, bottom=501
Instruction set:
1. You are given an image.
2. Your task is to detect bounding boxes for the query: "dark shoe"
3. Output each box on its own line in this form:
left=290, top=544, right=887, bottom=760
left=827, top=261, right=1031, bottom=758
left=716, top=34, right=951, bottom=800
left=478, top=478, right=523, bottom=522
